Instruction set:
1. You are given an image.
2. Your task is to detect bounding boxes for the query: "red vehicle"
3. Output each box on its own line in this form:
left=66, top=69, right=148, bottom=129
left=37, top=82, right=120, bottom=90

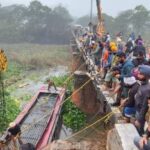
left=0, top=86, right=66, bottom=150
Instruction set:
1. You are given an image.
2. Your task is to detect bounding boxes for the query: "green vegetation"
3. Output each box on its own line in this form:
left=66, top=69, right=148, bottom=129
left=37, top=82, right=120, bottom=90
left=4, top=62, right=23, bottom=79
left=50, top=75, right=73, bottom=91
left=63, top=100, right=86, bottom=131
left=0, top=90, right=20, bottom=132
left=47, top=75, right=86, bottom=131
left=2, top=44, right=71, bottom=70
left=21, top=94, right=32, bottom=102
left=0, top=1, right=72, bottom=44
left=0, top=44, right=71, bottom=133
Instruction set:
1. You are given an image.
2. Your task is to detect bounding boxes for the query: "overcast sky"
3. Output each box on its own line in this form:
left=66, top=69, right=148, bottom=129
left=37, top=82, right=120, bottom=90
left=0, top=0, right=150, bottom=17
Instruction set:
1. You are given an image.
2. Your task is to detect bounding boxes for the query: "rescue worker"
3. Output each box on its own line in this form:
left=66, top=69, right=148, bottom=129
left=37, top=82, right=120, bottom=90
left=105, top=32, right=111, bottom=43
left=125, top=37, right=134, bottom=55
left=134, top=96, right=150, bottom=150
left=135, top=35, right=143, bottom=45
left=134, top=65, right=150, bottom=135
left=109, top=66, right=121, bottom=96
left=101, top=44, right=109, bottom=79
left=104, top=42, right=119, bottom=89
left=120, top=76, right=140, bottom=123
left=132, top=40, right=146, bottom=57
left=132, top=51, right=148, bottom=67
left=111, top=51, right=134, bottom=106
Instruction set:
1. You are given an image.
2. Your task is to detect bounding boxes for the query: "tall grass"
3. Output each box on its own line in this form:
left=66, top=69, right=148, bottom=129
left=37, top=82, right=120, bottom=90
left=1, top=43, right=72, bottom=70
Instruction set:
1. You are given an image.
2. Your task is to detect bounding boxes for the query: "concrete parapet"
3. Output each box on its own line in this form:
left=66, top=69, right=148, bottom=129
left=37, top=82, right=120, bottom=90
left=107, top=124, right=139, bottom=150
left=72, top=71, right=101, bottom=114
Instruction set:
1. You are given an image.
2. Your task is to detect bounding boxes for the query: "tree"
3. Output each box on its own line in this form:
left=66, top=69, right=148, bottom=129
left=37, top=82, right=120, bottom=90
left=114, top=10, right=133, bottom=38
left=131, top=5, right=150, bottom=35
left=0, top=1, right=73, bottom=44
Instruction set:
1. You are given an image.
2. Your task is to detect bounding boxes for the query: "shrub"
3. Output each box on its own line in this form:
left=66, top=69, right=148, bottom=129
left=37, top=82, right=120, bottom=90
left=0, top=90, right=20, bottom=132
left=62, top=100, right=86, bottom=131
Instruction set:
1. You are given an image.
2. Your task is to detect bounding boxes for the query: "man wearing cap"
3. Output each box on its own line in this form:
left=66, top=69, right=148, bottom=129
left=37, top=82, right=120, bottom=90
left=120, top=76, right=140, bottom=123
left=134, top=65, right=150, bottom=135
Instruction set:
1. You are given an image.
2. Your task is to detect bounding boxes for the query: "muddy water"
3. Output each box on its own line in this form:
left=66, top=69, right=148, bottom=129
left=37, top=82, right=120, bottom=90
left=9, top=66, right=68, bottom=109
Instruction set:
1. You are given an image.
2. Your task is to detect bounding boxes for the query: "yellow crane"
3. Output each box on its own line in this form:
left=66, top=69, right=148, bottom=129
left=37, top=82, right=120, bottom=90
left=96, top=0, right=105, bottom=37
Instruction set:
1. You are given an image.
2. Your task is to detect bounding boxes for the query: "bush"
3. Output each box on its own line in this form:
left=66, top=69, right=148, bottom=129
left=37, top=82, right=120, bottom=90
left=0, top=90, right=20, bottom=132
left=62, top=100, right=86, bottom=131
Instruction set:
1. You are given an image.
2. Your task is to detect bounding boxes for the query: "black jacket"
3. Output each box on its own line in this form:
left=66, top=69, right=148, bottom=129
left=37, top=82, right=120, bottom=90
left=132, top=58, right=148, bottom=67
left=125, top=82, right=140, bottom=107
left=132, top=45, right=146, bottom=57
left=126, top=41, right=133, bottom=53
left=135, top=81, right=150, bottom=122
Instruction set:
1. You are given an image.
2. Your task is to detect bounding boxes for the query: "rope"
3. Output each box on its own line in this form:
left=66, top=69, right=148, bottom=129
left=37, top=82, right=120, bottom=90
left=0, top=45, right=88, bottom=148
left=21, top=77, right=92, bottom=133
left=64, top=111, right=114, bottom=141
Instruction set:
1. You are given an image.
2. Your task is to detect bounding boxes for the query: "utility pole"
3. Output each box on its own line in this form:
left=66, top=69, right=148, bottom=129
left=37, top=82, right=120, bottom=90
left=90, top=0, right=93, bottom=23
left=89, top=0, right=93, bottom=32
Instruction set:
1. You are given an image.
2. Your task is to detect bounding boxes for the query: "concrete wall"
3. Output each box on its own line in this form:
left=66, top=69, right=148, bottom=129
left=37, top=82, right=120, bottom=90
left=107, top=124, right=139, bottom=150
left=72, top=71, right=100, bottom=114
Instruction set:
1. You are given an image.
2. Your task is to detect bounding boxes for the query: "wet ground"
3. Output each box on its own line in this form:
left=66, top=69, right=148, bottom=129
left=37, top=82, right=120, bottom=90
left=8, top=66, right=68, bottom=108
left=7, top=65, right=109, bottom=149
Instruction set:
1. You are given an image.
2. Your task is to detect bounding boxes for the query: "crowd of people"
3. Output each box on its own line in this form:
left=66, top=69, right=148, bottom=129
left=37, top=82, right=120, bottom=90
left=78, top=30, right=150, bottom=150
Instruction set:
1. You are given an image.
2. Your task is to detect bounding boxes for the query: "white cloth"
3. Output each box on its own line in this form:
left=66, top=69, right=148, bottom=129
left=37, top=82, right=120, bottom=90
left=124, top=76, right=136, bottom=85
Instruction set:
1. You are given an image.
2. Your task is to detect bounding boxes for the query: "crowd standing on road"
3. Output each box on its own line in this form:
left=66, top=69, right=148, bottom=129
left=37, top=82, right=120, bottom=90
left=76, top=29, right=150, bottom=150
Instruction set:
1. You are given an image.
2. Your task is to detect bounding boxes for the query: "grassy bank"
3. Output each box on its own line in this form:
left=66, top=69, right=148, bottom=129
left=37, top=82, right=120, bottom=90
left=0, top=44, right=72, bottom=133
left=1, top=43, right=72, bottom=70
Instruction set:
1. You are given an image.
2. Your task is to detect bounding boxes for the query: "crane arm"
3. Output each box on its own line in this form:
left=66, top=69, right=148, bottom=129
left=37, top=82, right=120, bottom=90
left=96, top=0, right=105, bottom=37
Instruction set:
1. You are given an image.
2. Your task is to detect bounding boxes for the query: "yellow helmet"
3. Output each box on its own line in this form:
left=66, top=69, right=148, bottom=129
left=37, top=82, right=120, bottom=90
left=109, top=42, right=116, bottom=47
left=111, top=45, right=118, bottom=52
